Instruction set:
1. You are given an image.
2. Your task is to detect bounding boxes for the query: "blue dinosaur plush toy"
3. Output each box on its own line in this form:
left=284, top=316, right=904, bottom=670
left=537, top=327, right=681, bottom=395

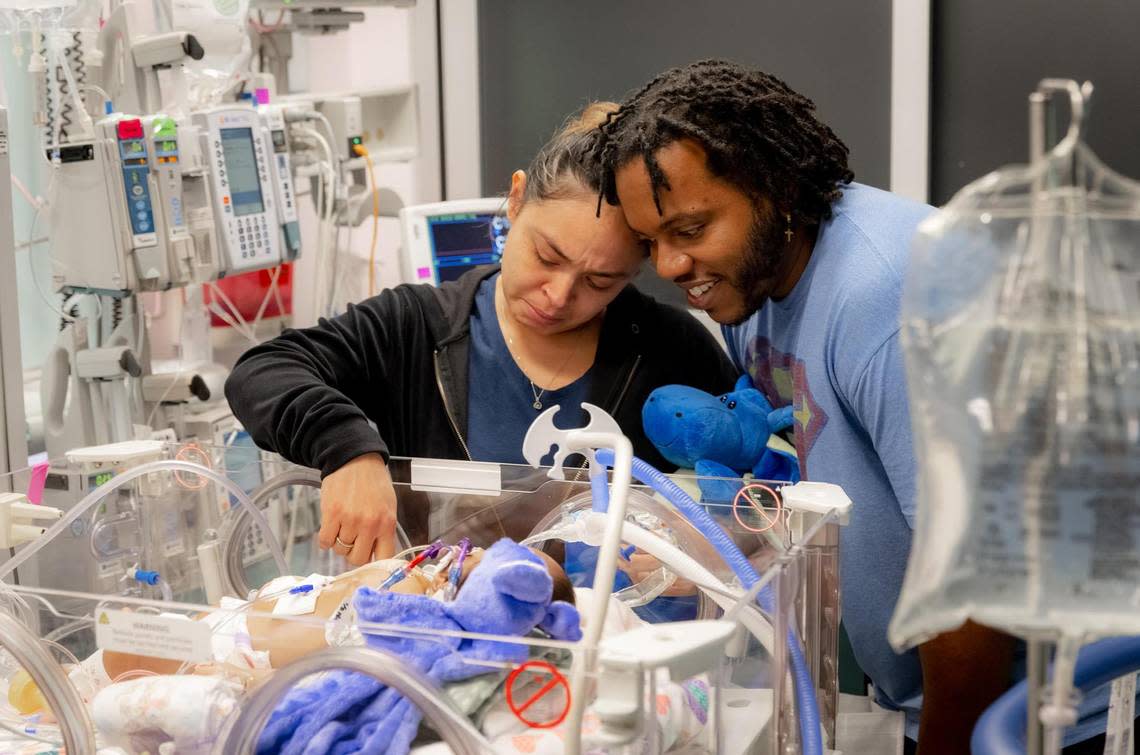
left=642, top=375, right=801, bottom=502
left=257, top=539, right=581, bottom=755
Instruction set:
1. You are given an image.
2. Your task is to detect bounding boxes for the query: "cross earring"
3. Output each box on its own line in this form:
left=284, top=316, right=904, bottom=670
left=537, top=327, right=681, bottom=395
left=784, top=213, right=794, bottom=243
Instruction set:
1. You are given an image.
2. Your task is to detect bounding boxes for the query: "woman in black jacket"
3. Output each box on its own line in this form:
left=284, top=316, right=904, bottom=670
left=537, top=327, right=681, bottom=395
left=225, top=102, right=737, bottom=565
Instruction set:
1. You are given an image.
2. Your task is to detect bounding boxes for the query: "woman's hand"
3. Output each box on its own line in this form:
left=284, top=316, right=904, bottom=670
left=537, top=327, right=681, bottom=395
left=317, top=453, right=398, bottom=566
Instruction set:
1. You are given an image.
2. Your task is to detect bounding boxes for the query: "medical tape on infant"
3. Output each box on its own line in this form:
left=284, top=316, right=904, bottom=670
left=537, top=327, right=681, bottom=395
left=201, top=597, right=271, bottom=670
left=324, top=562, right=424, bottom=646
left=268, top=574, right=333, bottom=616
left=325, top=596, right=363, bottom=648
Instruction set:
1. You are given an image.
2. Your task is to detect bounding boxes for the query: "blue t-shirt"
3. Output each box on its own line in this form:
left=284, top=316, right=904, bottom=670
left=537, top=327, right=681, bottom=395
left=726, top=183, right=1123, bottom=744
left=466, top=273, right=592, bottom=465
left=726, top=183, right=931, bottom=736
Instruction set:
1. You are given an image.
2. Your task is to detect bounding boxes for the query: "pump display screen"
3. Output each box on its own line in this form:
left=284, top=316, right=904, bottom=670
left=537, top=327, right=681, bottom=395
left=220, top=127, right=265, bottom=217
left=426, top=213, right=509, bottom=283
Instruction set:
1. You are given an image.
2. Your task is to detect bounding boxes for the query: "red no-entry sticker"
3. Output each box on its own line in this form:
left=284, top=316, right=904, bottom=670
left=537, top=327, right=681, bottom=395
left=505, top=660, right=571, bottom=729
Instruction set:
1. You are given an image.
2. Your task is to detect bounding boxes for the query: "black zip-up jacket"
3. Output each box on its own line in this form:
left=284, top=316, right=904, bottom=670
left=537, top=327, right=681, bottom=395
left=225, top=266, right=737, bottom=477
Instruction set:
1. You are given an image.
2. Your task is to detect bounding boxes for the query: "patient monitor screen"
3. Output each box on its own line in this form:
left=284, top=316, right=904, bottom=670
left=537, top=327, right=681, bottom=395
left=427, top=212, right=509, bottom=283
left=221, top=127, right=265, bottom=217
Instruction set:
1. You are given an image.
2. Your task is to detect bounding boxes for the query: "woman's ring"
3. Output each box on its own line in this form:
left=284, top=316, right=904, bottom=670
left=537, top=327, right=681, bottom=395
left=335, top=535, right=356, bottom=549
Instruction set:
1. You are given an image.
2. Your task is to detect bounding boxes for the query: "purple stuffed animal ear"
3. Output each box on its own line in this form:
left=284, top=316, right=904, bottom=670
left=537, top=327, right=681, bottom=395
left=539, top=601, right=582, bottom=641
left=492, top=559, right=553, bottom=604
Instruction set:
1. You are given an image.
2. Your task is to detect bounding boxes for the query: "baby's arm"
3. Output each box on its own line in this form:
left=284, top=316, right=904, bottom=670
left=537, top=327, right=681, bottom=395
left=247, top=560, right=428, bottom=668
left=97, top=560, right=426, bottom=678
left=247, top=579, right=358, bottom=668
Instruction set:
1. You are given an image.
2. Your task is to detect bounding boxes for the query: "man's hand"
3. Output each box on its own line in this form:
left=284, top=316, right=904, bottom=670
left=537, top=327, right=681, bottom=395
left=917, top=621, right=1015, bottom=754
left=317, top=453, right=398, bottom=566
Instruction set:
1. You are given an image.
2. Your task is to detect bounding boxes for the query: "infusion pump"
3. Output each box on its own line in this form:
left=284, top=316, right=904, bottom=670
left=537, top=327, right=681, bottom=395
left=49, top=107, right=300, bottom=296
left=191, top=107, right=285, bottom=274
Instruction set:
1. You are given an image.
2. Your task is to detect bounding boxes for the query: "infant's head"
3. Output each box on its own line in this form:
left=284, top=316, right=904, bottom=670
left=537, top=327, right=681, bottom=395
left=459, top=546, right=574, bottom=605
left=443, top=538, right=582, bottom=641
left=379, top=543, right=574, bottom=606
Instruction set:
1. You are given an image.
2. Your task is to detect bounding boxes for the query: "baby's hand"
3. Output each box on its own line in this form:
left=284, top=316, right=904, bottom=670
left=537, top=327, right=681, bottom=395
left=619, top=551, right=698, bottom=597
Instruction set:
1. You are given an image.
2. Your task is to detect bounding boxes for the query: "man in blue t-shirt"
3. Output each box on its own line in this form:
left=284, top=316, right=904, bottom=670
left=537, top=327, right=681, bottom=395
left=592, top=59, right=1066, bottom=753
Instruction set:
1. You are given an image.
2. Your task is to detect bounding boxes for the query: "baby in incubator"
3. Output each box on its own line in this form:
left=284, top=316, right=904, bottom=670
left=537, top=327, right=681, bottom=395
left=7, top=539, right=711, bottom=755
left=39, top=540, right=577, bottom=694
left=6, top=539, right=581, bottom=751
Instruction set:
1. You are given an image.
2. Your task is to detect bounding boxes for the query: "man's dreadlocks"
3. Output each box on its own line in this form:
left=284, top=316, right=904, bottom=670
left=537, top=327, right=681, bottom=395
left=595, top=59, right=854, bottom=225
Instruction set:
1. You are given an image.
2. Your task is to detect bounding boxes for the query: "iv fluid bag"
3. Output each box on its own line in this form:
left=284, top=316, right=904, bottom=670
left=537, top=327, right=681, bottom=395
left=890, top=143, right=1140, bottom=649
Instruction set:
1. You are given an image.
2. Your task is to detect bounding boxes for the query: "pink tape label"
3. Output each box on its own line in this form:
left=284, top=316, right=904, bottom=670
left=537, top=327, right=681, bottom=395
left=27, top=463, right=49, bottom=504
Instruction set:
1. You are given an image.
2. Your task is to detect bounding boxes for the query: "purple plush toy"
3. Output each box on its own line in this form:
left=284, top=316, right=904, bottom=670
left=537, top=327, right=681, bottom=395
left=257, top=539, right=581, bottom=755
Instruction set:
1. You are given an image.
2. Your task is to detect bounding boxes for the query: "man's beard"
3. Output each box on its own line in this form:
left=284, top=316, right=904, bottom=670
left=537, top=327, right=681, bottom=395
left=724, top=207, right=789, bottom=326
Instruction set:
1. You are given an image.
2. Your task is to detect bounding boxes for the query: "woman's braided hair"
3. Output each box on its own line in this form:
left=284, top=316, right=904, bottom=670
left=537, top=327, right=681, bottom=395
left=595, top=59, right=854, bottom=224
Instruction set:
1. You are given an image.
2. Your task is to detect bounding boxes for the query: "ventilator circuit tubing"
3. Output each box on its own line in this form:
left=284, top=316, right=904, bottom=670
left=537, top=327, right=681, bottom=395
left=594, top=449, right=824, bottom=755
left=972, top=636, right=1140, bottom=755
left=0, top=460, right=288, bottom=580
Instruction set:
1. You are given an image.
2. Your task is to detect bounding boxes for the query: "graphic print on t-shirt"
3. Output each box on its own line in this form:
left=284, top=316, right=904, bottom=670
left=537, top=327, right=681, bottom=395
left=743, top=337, right=828, bottom=479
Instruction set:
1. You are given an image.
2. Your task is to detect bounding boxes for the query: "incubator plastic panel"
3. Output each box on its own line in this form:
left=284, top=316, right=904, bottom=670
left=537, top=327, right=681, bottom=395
left=0, top=453, right=846, bottom=754
left=2, top=442, right=297, bottom=605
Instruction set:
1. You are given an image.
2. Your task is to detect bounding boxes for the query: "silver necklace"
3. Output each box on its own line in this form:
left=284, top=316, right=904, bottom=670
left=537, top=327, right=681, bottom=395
left=503, top=327, right=578, bottom=410
left=499, top=294, right=583, bottom=410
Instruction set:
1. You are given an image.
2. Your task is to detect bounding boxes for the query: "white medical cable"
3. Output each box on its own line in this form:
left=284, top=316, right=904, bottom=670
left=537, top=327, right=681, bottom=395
left=144, top=293, right=187, bottom=429
left=314, top=112, right=339, bottom=163
left=78, top=83, right=110, bottom=106
left=0, top=716, right=61, bottom=747
left=298, top=128, right=336, bottom=207
left=206, top=300, right=251, bottom=339
left=311, top=161, right=330, bottom=319
left=25, top=174, right=78, bottom=324
left=269, top=267, right=288, bottom=326
left=206, top=299, right=257, bottom=345
left=207, top=282, right=258, bottom=344
left=250, top=264, right=283, bottom=335
left=9, top=174, right=38, bottom=208
left=13, top=236, right=49, bottom=252
left=207, top=282, right=254, bottom=338
left=47, top=31, right=93, bottom=139
left=296, top=126, right=338, bottom=317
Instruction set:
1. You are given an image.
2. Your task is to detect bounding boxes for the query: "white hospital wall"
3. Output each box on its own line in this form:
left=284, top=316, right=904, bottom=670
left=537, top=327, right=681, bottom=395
left=289, top=6, right=422, bottom=325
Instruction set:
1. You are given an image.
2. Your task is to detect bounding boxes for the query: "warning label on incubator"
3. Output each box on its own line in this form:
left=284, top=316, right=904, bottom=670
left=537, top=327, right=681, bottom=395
left=95, top=610, right=212, bottom=663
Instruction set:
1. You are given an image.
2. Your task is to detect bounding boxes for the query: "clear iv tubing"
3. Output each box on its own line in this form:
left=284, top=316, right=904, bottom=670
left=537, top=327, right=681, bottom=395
left=0, top=611, right=95, bottom=754
left=594, top=448, right=824, bottom=755
left=0, top=460, right=288, bottom=580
